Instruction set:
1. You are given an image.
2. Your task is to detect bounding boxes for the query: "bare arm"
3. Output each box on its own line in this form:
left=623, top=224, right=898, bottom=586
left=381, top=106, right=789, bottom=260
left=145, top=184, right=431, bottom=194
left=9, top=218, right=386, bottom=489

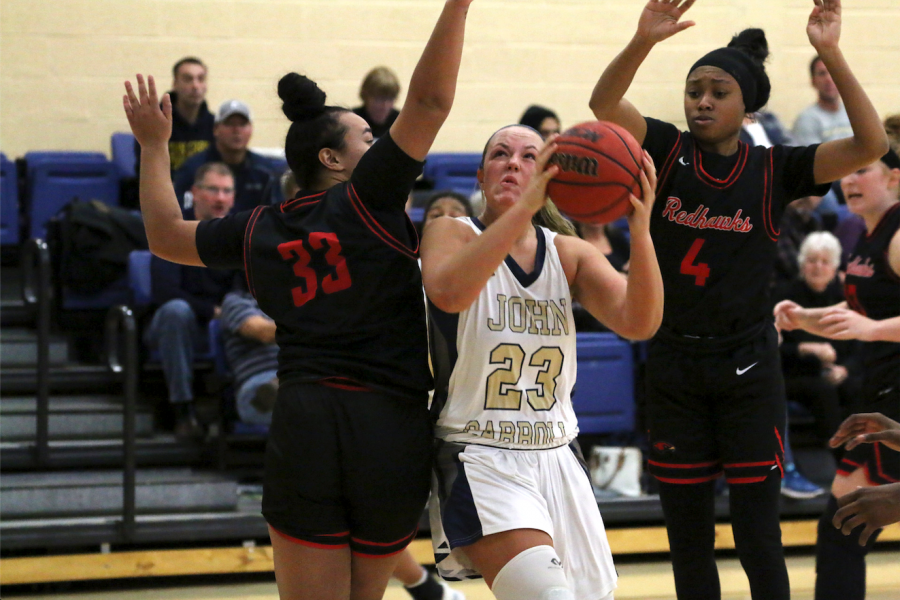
left=123, top=75, right=202, bottom=266
left=390, top=0, right=473, bottom=161
left=564, top=152, right=663, bottom=340
left=421, top=140, right=559, bottom=313
left=807, top=0, right=889, bottom=183
left=589, top=0, right=696, bottom=144
left=237, top=315, right=277, bottom=345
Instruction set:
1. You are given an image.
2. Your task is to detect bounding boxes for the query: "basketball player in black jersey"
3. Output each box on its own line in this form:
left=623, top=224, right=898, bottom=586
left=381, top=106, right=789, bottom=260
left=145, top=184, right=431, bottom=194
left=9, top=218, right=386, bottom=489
left=775, top=147, right=900, bottom=600
left=123, top=2, right=475, bottom=598
left=588, top=1, right=888, bottom=598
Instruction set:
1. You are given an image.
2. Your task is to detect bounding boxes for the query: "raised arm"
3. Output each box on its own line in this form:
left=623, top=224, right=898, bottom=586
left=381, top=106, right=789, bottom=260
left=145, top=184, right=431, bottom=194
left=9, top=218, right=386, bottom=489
left=562, top=152, right=664, bottom=340
left=123, top=75, right=202, bottom=266
left=421, top=141, right=558, bottom=313
left=589, top=0, right=696, bottom=144
left=390, top=0, right=474, bottom=161
left=807, top=0, right=889, bottom=183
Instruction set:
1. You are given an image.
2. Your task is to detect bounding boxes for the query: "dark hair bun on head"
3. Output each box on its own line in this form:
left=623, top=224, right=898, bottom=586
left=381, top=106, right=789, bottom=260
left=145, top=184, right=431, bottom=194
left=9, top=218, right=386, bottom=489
left=278, top=72, right=327, bottom=122
left=728, top=28, right=769, bottom=66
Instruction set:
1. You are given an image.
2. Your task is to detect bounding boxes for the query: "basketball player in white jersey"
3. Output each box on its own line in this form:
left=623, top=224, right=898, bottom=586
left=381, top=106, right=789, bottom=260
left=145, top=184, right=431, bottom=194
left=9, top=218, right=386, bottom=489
left=420, top=125, right=663, bottom=600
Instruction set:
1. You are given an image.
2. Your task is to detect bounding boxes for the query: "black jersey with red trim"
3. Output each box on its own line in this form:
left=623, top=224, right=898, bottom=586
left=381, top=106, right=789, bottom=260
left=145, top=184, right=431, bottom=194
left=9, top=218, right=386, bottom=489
left=195, top=133, right=432, bottom=400
left=844, top=202, right=900, bottom=393
left=642, top=117, right=830, bottom=336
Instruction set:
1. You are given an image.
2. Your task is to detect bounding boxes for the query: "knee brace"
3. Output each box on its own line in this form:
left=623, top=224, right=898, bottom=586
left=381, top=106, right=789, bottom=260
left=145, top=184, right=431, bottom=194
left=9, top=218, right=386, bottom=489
left=491, top=545, right=573, bottom=600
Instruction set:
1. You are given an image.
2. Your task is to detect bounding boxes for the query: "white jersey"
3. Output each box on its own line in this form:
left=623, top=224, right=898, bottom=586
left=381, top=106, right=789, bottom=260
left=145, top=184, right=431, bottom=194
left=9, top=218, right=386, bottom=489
left=429, top=217, right=578, bottom=450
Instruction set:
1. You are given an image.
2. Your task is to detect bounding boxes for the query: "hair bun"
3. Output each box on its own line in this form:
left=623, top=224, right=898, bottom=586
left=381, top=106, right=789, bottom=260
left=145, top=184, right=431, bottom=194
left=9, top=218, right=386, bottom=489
left=278, top=72, right=327, bottom=122
left=728, top=28, right=769, bottom=65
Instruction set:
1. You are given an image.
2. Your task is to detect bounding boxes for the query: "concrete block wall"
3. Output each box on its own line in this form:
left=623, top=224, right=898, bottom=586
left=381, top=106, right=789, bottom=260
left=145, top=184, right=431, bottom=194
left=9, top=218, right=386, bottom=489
left=1, top=0, right=897, bottom=157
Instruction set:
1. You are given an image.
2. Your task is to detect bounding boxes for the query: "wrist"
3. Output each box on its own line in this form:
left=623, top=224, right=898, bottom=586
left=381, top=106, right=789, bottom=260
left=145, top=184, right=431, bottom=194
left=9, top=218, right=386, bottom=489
left=629, top=33, right=656, bottom=53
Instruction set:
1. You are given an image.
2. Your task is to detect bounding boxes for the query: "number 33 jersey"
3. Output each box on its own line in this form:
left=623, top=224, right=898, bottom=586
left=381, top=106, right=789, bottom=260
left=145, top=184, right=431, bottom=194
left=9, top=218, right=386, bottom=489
left=428, top=217, right=578, bottom=450
left=195, top=134, right=432, bottom=399
left=642, top=118, right=831, bottom=336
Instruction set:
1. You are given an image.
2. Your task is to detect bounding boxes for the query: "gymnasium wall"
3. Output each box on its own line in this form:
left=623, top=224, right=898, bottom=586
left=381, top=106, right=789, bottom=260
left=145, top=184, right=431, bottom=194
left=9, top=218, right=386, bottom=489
left=1, top=0, right=897, bottom=157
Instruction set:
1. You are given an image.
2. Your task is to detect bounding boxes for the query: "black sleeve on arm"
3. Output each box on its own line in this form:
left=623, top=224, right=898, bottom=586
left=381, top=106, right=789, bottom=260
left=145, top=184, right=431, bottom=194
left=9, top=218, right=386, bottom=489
left=349, top=132, right=424, bottom=212
left=196, top=210, right=254, bottom=271
left=642, top=117, right=683, bottom=169
left=775, top=143, right=832, bottom=201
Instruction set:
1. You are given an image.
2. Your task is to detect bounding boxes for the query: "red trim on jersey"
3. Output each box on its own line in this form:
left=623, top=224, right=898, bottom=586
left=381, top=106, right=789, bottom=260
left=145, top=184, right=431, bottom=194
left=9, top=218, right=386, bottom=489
left=726, top=476, right=767, bottom=484
left=648, top=459, right=720, bottom=469
left=351, top=529, right=417, bottom=547
left=875, top=443, right=900, bottom=483
left=864, top=202, right=900, bottom=241
left=270, top=526, right=350, bottom=549
left=319, top=377, right=370, bottom=392
left=842, top=458, right=864, bottom=470
left=281, top=191, right=326, bottom=213
left=243, top=205, right=266, bottom=298
left=654, top=473, right=723, bottom=484
left=694, top=141, right=748, bottom=189
left=762, top=149, right=778, bottom=241
left=347, top=184, right=418, bottom=259
left=723, top=460, right=776, bottom=469
left=657, top=136, right=684, bottom=195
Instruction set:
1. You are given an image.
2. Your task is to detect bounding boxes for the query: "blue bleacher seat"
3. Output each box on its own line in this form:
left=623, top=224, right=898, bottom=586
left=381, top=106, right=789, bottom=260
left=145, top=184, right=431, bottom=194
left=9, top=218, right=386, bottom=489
left=407, top=207, right=425, bottom=226
left=111, top=133, right=137, bottom=179
left=423, top=153, right=482, bottom=195
left=573, top=332, right=635, bottom=434
left=25, top=151, right=107, bottom=171
left=1, top=153, right=20, bottom=246
left=28, top=160, right=119, bottom=239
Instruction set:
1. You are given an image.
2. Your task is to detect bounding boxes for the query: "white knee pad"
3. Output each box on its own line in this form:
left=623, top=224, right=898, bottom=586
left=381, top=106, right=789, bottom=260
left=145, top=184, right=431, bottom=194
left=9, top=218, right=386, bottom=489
left=491, top=545, right=574, bottom=600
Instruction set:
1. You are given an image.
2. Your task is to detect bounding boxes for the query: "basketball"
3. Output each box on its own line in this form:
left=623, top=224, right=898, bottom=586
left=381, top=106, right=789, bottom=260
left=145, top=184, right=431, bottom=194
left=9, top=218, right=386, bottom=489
left=546, top=120, right=643, bottom=224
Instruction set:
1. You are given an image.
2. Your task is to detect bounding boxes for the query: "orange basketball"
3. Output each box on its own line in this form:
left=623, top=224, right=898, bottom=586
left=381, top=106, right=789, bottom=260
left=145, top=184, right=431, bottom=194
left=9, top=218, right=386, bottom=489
left=546, top=121, right=643, bottom=224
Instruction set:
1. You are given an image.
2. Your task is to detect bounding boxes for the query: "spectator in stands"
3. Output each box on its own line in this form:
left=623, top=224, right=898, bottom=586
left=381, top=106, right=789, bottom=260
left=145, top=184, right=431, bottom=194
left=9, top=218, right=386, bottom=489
left=792, top=55, right=853, bottom=146
left=773, top=195, right=824, bottom=289
left=135, top=57, right=215, bottom=175
left=353, top=66, right=401, bottom=139
left=220, top=289, right=279, bottom=425
left=519, top=105, right=561, bottom=140
left=174, top=100, right=282, bottom=213
left=144, top=162, right=241, bottom=438
left=776, top=232, right=849, bottom=448
left=740, top=110, right=793, bottom=147
left=571, top=221, right=631, bottom=333
left=422, top=190, right=473, bottom=230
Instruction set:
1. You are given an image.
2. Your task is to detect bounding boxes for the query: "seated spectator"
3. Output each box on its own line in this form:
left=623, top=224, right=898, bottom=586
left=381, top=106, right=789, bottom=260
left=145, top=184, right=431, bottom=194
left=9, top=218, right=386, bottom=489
left=571, top=221, right=630, bottom=333
left=135, top=56, right=215, bottom=175
left=220, top=289, right=279, bottom=425
left=352, top=66, right=401, bottom=139
left=775, top=231, right=853, bottom=448
left=773, top=195, right=824, bottom=289
left=144, top=163, right=242, bottom=438
left=173, top=99, right=281, bottom=213
left=421, top=190, right=473, bottom=233
left=518, top=104, right=561, bottom=140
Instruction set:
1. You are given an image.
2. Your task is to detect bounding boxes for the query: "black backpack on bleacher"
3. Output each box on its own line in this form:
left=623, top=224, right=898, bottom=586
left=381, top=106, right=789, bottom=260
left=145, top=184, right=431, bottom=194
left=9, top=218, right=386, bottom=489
left=50, top=199, right=148, bottom=293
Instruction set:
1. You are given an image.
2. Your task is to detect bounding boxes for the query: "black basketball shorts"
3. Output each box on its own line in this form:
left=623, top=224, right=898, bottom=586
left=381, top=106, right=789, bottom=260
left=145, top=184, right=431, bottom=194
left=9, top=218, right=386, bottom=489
left=646, top=323, right=787, bottom=485
left=262, top=382, right=434, bottom=556
left=837, top=384, right=900, bottom=485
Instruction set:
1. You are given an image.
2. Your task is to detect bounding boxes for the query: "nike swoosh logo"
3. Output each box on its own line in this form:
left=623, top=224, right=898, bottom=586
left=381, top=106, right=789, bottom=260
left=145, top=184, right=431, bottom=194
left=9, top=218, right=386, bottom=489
left=736, top=362, right=758, bottom=375
left=678, top=156, right=690, bottom=166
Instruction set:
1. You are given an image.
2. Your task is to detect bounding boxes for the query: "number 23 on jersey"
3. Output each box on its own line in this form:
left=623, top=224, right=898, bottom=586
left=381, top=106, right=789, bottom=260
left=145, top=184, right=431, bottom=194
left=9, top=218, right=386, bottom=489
left=278, top=232, right=353, bottom=307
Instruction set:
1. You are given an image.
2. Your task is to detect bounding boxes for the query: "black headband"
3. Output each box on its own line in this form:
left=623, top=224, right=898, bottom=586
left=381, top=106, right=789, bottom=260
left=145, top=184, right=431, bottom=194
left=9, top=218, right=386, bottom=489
left=689, top=47, right=770, bottom=113
left=881, top=147, right=900, bottom=171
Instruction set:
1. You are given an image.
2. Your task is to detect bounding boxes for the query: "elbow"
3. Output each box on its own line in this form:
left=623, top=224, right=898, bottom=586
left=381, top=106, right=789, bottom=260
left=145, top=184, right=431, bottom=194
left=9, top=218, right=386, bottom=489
left=620, top=311, right=662, bottom=341
left=426, top=288, right=471, bottom=315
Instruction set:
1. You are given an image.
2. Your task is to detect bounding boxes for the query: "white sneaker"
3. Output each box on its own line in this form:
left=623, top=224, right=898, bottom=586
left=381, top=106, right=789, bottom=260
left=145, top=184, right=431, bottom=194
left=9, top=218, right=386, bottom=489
left=438, top=579, right=466, bottom=600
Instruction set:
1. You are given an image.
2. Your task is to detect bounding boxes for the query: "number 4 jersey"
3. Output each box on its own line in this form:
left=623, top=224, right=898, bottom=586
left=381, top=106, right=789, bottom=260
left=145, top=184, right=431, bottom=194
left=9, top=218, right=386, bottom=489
left=428, top=217, right=578, bottom=450
left=195, top=134, right=432, bottom=400
left=642, top=118, right=831, bottom=336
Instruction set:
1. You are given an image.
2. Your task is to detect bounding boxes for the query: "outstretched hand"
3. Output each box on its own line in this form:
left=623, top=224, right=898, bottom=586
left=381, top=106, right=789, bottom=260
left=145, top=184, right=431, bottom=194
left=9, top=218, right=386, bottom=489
left=807, top=0, right=842, bottom=51
left=627, top=150, right=658, bottom=234
left=522, top=134, right=560, bottom=216
left=829, top=413, right=900, bottom=452
left=123, top=74, right=172, bottom=148
left=833, top=483, right=900, bottom=546
left=636, top=0, right=697, bottom=44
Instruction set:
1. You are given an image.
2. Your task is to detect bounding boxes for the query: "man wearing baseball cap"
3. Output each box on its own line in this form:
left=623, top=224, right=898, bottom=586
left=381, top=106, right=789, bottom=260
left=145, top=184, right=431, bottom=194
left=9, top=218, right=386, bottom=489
left=173, top=99, right=282, bottom=213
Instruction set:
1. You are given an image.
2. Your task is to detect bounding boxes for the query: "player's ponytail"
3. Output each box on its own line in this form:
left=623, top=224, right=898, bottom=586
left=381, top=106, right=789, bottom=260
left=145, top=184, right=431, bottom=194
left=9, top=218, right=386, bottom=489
left=534, top=198, right=577, bottom=238
left=278, top=72, right=349, bottom=190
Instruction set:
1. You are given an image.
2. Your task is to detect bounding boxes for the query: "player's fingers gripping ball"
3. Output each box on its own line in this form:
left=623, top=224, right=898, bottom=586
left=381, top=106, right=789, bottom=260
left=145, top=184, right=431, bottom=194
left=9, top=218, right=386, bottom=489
left=547, top=120, right=644, bottom=224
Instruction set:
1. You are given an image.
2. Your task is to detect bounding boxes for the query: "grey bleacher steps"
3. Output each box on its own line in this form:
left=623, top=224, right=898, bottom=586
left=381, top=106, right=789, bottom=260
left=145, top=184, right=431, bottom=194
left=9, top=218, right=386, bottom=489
left=0, top=395, right=153, bottom=441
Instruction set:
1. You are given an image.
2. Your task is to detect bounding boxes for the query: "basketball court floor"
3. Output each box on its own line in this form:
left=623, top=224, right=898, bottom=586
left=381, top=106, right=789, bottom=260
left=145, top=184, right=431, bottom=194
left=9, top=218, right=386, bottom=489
left=13, top=550, right=899, bottom=600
